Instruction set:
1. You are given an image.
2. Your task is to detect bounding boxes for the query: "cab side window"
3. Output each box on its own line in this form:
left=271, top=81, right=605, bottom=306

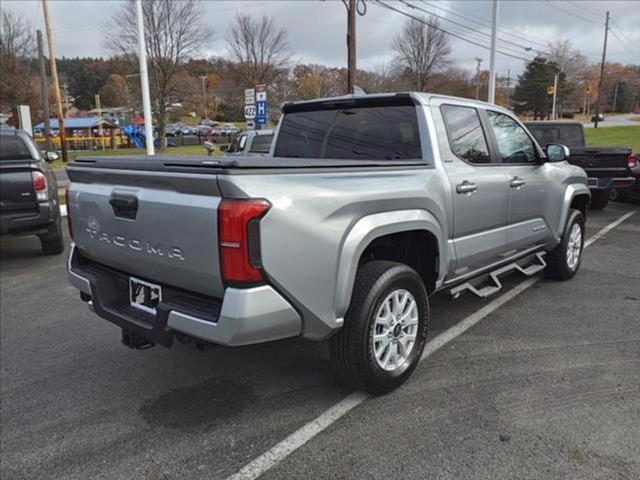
left=441, top=105, right=491, bottom=164
left=487, top=111, right=538, bottom=164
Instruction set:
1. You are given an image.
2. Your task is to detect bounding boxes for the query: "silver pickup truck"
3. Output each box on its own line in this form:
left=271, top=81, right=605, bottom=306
left=66, top=93, right=590, bottom=393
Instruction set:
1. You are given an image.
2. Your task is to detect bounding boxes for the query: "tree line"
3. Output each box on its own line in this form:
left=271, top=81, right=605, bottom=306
left=2, top=1, right=639, bottom=146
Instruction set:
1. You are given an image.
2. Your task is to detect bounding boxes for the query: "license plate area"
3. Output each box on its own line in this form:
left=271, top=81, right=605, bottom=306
left=129, top=276, right=162, bottom=315
left=588, top=177, right=598, bottom=187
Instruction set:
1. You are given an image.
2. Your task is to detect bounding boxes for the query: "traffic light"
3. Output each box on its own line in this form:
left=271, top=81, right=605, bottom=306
left=547, top=85, right=555, bottom=95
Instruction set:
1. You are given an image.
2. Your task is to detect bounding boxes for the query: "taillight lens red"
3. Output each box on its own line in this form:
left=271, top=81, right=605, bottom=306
left=65, top=185, right=73, bottom=239
left=218, top=199, right=270, bottom=284
left=628, top=154, right=637, bottom=168
left=32, top=171, right=46, bottom=191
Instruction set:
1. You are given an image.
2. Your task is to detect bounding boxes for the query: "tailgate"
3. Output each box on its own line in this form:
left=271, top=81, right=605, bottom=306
left=569, top=146, right=631, bottom=178
left=67, top=166, right=225, bottom=298
left=0, top=165, right=37, bottom=214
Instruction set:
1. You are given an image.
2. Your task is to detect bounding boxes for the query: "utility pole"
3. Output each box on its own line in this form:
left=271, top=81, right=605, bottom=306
left=95, top=94, right=105, bottom=150
left=347, top=0, right=356, bottom=94
left=199, top=75, right=208, bottom=118
left=594, top=10, right=609, bottom=129
left=505, top=69, right=511, bottom=109
left=474, top=58, right=482, bottom=100
left=41, top=0, right=67, bottom=162
left=487, top=0, right=499, bottom=104
left=135, top=0, right=155, bottom=155
left=612, top=81, right=620, bottom=113
left=551, top=73, right=558, bottom=120
left=36, top=30, right=52, bottom=151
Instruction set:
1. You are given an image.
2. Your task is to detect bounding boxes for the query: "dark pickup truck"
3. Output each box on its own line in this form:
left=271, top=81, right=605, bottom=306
left=524, top=121, right=636, bottom=209
left=0, top=128, right=64, bottom=254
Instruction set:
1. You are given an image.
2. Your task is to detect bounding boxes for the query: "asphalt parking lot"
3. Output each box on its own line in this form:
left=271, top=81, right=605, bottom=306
left=1, top=202, right=639, bottom=480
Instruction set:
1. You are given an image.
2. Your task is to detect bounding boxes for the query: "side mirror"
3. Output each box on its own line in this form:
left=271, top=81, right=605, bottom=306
left=44, top=150, right=60, bottom=162
left=545, top=143, right=570, bottom=162
left=219, top=144, right=229, bottom=152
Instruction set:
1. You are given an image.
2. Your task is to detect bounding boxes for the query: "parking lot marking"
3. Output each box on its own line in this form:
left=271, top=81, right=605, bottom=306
left=584, top=210, right=635, bottom=248
left=226, top=209, right=633, bottom=480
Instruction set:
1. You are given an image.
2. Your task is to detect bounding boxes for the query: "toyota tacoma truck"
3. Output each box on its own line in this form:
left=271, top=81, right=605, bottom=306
left=66, top=93, right=590, bottom=393
left=1, top=127, right=64, bottom=254
left=524, top=121, right=635, bottom=209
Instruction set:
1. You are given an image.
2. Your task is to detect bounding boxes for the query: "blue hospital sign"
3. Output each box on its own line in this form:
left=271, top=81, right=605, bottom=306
left=256, top=100, right=267, bottom=125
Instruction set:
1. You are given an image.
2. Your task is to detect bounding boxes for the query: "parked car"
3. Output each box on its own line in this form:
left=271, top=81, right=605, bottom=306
left=164, top=123, right=183, bottom=137
left=220, top=123, right=241, bottom=137
left=0, top=128, right=64, bottom=254
left=198, top=119, right=218, bottom=127
left=524, top=121, right=635, bottom=209
left=611, top=157, right=640, bottom=202
left=220, top=129, right=274, bottom=156
left=196, top=124, right=213, bottom=136
left=591, top=113, right=605, bottom=122
left=66, top=93, right=590, bottom=393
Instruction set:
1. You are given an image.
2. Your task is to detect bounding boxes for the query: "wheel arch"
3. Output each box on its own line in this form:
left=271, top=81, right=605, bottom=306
left=334, top=209, right=446, bottom=319
left=557, top=184, right=591, bottom=241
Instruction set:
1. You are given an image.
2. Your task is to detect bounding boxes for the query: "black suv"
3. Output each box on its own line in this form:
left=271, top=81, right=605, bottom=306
left=0, top=128, right=64, bottom=254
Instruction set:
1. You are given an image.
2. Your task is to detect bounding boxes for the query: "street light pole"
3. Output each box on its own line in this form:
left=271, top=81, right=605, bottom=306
left=487, top=0, right=499, bottom=104
left=135, top=0, right=155, bottom=155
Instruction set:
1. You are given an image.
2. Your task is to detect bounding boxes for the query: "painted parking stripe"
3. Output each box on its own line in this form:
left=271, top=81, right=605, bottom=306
left=225, top=209, right=636, bottom=480
left=61, top=205, right=67, bottom=217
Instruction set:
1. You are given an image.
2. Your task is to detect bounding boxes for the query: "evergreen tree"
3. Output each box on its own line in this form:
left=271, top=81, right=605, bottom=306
left=512, top=56, right=565, bottom=119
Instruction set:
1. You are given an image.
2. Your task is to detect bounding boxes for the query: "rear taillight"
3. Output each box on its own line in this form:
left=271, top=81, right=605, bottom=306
left=218, top=199, right=271, bottom=284
left=65, top=185, right=73, bottom=239
left=628, top=154, right=637, bottom=168
left=32, top=171, right=48, bottom=202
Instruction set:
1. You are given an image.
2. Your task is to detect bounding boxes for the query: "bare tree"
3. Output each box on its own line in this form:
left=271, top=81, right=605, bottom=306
left=226, top=13, right=290, bottom=87
left=0, top=9, right=36, bottom=125
left=392, top=16, right=450, bottom=91
left=103, top=0, right=212, bottom=148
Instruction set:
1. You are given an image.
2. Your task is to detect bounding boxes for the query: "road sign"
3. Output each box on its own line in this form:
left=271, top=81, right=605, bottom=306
left=256, top=99, right=267, bottom=125
left=244, top=104, right=256, bottom=120
left=244, top=88, right=255, bottom=105
left=256, top=84, right=267, bottom=102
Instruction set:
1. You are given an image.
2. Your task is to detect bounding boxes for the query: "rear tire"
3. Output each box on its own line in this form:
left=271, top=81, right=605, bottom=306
left=590, top=189, right=610, bottom=210
left=545, top=209, right=585, bottom=280
left=330, top=261, right=429, bottom=394
left=39, top=216, right=64, bottom=255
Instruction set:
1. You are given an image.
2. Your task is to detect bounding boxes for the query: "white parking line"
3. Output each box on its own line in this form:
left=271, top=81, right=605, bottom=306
left=61, top=205, right=67, bottom=217
left=225, top=209, right=636, bottom=480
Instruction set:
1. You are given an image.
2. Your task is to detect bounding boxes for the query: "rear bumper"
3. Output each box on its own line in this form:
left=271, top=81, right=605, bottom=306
left=0, top=202, right=57, bottom=235
left=588, top=177, right=634, bottom=190
left=67, top=243, right=301, bottom=347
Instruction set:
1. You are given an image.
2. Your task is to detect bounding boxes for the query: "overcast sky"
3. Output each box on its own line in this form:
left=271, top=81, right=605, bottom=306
left=5, top=0, right=640, bottom=77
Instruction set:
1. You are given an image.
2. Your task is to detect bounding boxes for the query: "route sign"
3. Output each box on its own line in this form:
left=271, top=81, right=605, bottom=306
left=244, top=88, right=255, bottom=105
left=244, top=104, right=256, bottom=120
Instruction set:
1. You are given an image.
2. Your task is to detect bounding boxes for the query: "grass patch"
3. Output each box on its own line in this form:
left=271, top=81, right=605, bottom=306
left=584, top=126, right=640, bottom=152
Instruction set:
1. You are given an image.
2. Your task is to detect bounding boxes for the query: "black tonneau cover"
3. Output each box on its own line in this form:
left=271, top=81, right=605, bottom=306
left=68, top=154, right=426, bottom=173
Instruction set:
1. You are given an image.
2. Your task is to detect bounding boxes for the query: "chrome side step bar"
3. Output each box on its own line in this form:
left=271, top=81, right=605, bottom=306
left=450, top=252, right=547, bottom=299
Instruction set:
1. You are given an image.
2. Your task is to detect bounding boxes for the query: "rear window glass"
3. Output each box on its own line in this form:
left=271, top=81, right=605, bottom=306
left=526, top=125, right=583, bottom=148
left=274, top=105, right=421, bottom=160
left=0, top=135, right=33, bottom=161
left=249, top=134, right=273, bottom=153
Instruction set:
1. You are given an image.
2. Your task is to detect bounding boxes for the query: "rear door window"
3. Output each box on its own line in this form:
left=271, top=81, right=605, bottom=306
left=249, top=134, right=273, bottom=153
left=274, top=105, right=421, bottom=160
left=441, top=105, right=491, bottom=164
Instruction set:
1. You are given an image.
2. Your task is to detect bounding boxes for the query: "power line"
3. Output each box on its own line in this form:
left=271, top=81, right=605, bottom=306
left=374, top=0, right=549, bottom=65
left=609, top=20, right=640, bottom=57
left=608, top=28, right=640, bottom=61
left=399, top=0, right=548, bottom=57
left=542, top=0, right=604, bottom=26
left=421, top=0, right=550, bottom=50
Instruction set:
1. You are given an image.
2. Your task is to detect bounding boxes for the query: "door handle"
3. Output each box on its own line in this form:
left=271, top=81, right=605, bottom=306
left=456, top=181, right=477, bottom=195
left=510, top=177, right=526, bottom=189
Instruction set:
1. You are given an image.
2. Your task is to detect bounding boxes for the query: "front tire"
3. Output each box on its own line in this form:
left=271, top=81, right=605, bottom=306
left=330, top=261, right=429, bottom=394
left=545, top=209, right=585, bottom=280
left=590, top=189, right=610, bottom=210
